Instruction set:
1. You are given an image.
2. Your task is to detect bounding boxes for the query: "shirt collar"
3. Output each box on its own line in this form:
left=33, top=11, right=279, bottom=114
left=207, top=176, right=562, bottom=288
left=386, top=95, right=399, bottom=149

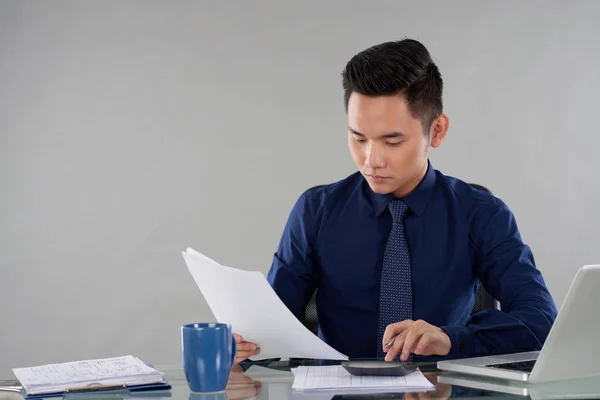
left=365, top=160, right=437, bottom=217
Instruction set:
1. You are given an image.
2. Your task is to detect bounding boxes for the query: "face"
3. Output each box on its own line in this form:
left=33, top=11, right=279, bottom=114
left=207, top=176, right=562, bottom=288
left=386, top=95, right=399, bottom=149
left=347, top=93, right=449, bottom=198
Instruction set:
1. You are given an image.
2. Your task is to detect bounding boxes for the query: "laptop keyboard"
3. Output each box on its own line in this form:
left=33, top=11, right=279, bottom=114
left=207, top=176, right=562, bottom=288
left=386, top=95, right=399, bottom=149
left=485, top=360, right=536, bottom=372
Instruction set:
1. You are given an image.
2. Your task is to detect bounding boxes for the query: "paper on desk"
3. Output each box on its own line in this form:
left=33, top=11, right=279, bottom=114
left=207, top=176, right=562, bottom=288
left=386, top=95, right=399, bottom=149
left=291, top=365, right=434, bottom=391
left=12, top=356, right=165, bottom=395
left=244, top=365, right=294, bottom=382
left=182, top=248, right=348, bottom=361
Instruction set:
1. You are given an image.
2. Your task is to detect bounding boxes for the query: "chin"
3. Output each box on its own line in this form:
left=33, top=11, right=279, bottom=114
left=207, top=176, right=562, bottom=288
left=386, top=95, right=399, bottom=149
left=366, top=182, right=394, bottom=195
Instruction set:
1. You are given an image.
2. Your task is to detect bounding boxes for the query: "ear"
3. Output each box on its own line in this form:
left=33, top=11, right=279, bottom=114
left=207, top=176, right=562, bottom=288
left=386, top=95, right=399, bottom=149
left=429, top=114, right=449, bottom=148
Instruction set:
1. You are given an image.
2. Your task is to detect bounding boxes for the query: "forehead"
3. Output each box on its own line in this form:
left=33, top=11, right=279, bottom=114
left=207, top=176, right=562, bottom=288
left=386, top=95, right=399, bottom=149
left=347, top=92, right=422, bottom=135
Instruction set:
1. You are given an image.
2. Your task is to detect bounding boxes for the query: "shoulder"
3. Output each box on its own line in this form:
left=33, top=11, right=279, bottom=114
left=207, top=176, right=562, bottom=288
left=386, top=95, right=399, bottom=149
left=433, top=169, right=522, bottom=247
left=284, top=172, right=363, bottom=238
left=435, top=169, right=502, bottom=207
left=303, top=171, right=364, bottom=196
left=286, top=172, right=364, bottom=230
left=299, top=171, right=364, bottom=208
left=433, top=169, right=514, bottom=224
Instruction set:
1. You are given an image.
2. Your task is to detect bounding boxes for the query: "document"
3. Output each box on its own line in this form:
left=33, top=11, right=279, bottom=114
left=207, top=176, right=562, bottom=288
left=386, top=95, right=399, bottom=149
left=243, top=365, right=294, bottom=382
left=12, top=356, right=166, bottom=396
left=182, top=247, right=348, bottom=361
left=291, top=365, right=434, bottom=391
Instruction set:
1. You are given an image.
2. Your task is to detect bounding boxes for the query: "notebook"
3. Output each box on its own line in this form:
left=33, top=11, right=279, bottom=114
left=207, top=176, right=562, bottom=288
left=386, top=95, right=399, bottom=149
left=12, top=355, right=171, bottom=398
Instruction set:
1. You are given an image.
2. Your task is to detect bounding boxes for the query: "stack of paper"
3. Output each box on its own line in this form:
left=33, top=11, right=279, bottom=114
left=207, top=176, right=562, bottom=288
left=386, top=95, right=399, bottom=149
left=243, top=365, right=295, bottom=383
left=291, top=365, right=434, bottom=392
left=182, top=247, right=348, bottom=361
left=12, top=356, right=167, bottom=397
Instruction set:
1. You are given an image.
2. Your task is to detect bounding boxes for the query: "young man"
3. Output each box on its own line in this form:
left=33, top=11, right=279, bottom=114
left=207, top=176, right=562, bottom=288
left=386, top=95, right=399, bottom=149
left=234, top=39, right=557, bottom=365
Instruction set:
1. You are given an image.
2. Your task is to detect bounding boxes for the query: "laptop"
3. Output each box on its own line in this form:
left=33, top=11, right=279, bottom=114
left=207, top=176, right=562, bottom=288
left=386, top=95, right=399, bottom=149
left=437, top=264, right=600, bottom=383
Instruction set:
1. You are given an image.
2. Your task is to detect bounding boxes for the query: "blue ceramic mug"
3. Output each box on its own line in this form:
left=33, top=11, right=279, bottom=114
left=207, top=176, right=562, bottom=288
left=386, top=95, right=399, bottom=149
left=181, top=323, right=237, bottom=393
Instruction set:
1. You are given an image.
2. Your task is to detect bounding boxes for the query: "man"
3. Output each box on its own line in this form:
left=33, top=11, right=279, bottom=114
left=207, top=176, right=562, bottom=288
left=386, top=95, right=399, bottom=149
left=234, top=39, right=557, bottom=365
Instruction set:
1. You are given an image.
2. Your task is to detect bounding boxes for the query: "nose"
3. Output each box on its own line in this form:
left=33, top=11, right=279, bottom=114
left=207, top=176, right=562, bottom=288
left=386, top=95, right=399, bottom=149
left=364, top=142, right=386, bottom=170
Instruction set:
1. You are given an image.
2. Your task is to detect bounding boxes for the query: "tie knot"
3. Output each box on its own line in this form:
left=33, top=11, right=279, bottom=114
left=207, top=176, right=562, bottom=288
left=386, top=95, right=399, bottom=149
left=388, top=199, right=408, bottom=223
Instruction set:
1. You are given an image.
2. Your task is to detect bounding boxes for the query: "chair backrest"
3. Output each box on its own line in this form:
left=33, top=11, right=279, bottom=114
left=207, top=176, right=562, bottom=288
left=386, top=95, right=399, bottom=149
left=300, top=183, right=500, bottom=335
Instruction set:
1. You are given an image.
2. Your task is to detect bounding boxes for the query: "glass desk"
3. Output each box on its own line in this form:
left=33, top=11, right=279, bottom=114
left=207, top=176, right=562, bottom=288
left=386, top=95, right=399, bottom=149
left=156, top=359, right=600, bottom=399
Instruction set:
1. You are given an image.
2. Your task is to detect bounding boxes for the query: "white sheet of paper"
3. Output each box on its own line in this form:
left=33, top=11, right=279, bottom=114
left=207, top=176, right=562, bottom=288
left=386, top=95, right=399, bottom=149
left=182, top=248, right=348, bottom=361
left=291, top=365, right=434, bottom=391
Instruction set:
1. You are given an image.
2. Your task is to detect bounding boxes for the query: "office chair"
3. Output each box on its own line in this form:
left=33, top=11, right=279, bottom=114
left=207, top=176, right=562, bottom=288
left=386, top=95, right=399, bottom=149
left=300, top=183, right=500, bottom=335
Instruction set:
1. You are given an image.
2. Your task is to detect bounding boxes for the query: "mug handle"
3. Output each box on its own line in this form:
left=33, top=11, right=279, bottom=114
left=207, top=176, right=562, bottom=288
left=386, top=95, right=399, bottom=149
left=230, top=335, right=237, bottom=366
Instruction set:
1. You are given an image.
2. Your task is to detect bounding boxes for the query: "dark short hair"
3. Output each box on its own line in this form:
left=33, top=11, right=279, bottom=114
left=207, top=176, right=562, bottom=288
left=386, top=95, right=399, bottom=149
left=342, top=39, right=443, bottom=133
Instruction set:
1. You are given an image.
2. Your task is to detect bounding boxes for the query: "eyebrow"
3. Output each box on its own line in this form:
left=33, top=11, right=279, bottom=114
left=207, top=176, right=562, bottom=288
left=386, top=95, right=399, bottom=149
left=349, top=127, right=405, bottom=139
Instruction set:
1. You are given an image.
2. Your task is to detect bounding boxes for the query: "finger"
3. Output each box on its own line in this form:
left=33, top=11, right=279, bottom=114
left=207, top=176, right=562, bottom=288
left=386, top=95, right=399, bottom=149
left=404, top=392, right=418, bottom=400
left=401, top=329, right=424, bottom=361
left=242, top=347, right=261, bottom=357
left=226, top=381, right=257, bottom=391
left=227, top=372, right=254, bottom=385
left=385, top=330, right=408, bottom=361
left=226, top=385, right=260, bottom=400
left=414, top=332, right=432, bottom=356
left=235, top=351, right=254, bottom=359
left=382, top=320, right=413, bottom=348
left=435, top=383, right=453, bottom=400
left=235, top=350, right=255, bottom=360
left=417, top=391, right=431, bottom=400
left=423, top=372, right=438, bottom=385
left=236, top=341, right=258, bottom=353
left=233, top=333, right=243, bottom=343
left=233, top=347, right=261, bottom=365
left=382, top=320, right=414, bottom=352
left=231, top=364, right=243, bottom=374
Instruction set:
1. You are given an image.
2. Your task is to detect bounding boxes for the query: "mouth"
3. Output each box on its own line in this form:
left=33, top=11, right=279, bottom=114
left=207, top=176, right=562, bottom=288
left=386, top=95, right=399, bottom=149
left=366, top=174, right=390, bottom=183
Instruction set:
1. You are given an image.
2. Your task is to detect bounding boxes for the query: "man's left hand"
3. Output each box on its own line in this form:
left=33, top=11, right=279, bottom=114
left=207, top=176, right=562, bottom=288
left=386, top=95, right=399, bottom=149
left=382, top=319, right=451, bottom=362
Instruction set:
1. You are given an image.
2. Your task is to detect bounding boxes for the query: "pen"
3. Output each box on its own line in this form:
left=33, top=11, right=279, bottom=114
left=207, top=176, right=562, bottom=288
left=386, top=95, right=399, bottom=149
left=384, top=335, right=398, bottom=349
left=0, top=380, right=21, bottom=393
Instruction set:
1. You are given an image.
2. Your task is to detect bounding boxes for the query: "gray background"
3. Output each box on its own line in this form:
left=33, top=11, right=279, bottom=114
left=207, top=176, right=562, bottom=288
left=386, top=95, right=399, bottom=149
left=1, top=0, right=599, bottom=376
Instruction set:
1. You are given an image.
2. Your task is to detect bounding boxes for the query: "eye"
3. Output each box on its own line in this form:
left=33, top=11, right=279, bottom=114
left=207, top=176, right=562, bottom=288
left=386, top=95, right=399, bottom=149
left=354, top=137, right=367, bottom=143
left=386, top=142, right=402, bottom=147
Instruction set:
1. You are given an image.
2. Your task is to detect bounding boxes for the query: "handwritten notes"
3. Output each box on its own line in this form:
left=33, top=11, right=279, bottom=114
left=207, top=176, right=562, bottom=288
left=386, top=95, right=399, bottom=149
left=13, top=356, right=165, bottom=396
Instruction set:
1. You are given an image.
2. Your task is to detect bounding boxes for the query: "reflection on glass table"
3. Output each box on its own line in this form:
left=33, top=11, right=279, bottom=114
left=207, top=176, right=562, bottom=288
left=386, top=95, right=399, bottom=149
left=5, top=358, right=600, bottom=400
left=157, top=358, right=581, bottom=399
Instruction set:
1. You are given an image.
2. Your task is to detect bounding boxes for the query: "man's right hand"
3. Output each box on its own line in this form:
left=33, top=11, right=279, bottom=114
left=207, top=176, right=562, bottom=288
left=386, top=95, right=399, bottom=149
left=233, top=333, right=260, bottom=365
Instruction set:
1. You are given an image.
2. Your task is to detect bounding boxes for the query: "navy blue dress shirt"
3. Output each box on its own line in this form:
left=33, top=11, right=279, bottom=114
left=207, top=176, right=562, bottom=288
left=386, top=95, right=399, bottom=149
left=266, top=161, right=558, bottom=360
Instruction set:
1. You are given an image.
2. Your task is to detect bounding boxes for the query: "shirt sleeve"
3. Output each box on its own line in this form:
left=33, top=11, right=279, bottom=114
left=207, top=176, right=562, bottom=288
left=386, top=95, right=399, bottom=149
left=441, top=200, right=558, bottom=359
left=266, top=192, right=319, bottom=321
